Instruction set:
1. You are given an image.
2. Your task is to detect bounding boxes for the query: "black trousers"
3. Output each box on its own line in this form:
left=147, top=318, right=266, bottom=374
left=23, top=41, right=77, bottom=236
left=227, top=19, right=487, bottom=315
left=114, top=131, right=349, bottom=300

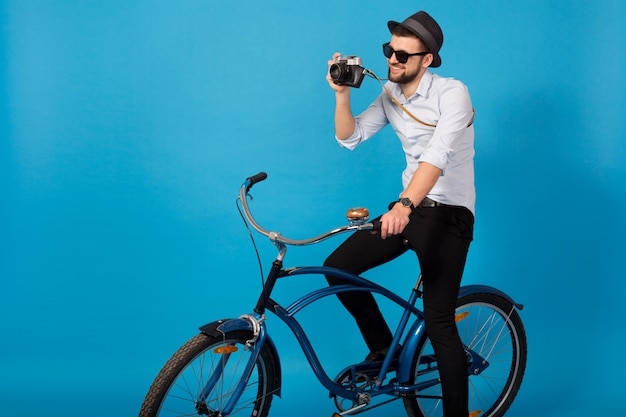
left=324, top=204, right=474, bottom=417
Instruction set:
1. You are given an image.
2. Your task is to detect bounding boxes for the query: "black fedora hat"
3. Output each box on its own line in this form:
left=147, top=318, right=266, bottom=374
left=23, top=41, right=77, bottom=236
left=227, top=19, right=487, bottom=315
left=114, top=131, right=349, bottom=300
left=387, top=11, right=443, bottom=67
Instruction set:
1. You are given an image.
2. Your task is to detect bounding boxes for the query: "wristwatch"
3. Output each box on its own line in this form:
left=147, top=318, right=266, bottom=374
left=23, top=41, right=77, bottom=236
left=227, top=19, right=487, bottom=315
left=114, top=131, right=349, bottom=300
left=398, top=197, right=415, bottom=210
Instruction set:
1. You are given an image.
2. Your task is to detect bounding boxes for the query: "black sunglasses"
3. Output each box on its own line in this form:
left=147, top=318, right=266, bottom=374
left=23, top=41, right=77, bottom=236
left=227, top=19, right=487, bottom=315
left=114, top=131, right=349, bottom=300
left=382, top=42, right=429, bottom=64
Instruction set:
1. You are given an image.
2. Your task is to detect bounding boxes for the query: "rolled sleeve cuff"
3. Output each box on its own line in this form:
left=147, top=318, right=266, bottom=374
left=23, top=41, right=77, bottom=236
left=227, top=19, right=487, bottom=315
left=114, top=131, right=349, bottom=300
left=418, top=146, right=452, bottom=172
left=335, top=131, right=361, bottom=150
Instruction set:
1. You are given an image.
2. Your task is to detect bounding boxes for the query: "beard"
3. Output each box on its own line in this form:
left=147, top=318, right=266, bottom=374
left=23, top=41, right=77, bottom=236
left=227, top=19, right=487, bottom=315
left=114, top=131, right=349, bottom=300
left=387, top=65, right=421, bottom=84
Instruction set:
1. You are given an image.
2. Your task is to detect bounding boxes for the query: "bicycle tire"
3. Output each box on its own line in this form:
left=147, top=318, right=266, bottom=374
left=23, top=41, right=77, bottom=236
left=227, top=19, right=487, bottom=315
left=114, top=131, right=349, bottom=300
left=139, top=330, right=279, bottom=417
left=403, top=293, right=527, bottom=417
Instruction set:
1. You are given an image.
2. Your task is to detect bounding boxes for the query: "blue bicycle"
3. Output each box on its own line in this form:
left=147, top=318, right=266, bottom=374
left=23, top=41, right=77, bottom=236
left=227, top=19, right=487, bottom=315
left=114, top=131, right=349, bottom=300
left=139, top=173, right=527, bottom=417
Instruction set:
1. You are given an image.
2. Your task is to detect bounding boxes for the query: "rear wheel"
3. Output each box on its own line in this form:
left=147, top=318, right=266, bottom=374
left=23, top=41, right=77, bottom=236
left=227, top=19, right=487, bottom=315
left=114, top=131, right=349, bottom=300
left=403, top=293, right=527, bottom=417
left=139, top=330, right=279, bottom=417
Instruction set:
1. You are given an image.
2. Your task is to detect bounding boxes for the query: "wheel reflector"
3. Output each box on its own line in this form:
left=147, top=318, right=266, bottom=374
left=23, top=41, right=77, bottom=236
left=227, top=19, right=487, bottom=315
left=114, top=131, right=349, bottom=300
left=213, top=345, right=238, bottom=354
left=455, top=311, right=470, bottom=323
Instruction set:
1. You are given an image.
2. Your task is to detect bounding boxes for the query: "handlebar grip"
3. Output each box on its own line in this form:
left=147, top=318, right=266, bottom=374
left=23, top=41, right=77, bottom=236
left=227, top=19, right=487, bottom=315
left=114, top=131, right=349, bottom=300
left=371, top=219, right=382, bottom=232
left=245, top=172, right=268, bottom=191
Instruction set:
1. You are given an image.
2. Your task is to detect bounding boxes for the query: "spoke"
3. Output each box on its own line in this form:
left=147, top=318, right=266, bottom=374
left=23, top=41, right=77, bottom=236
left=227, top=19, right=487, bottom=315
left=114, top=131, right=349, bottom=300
left=463, top=305, right=514, bottom=363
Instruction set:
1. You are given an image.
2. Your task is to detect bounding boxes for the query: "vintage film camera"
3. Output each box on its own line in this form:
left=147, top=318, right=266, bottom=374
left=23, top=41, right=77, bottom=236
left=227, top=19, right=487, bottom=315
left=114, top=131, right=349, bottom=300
left=329, top=56, right=366, bottom=88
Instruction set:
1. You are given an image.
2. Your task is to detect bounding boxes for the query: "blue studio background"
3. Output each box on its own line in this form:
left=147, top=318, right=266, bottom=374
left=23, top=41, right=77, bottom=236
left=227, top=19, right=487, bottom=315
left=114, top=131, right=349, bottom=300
left=2, top=1, right=625, bottom=416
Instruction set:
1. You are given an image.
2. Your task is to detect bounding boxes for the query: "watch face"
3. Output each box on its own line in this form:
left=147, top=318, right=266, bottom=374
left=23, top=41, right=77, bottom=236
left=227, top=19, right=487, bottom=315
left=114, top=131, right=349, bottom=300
left=401, top=198, right=412, bottom=207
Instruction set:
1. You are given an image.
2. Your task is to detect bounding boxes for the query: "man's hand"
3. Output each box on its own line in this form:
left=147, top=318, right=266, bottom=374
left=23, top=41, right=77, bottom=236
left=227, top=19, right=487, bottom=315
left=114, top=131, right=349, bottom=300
left=379, top=203, right=412, bottom=239
left=327, top=52, right=356, bottom=140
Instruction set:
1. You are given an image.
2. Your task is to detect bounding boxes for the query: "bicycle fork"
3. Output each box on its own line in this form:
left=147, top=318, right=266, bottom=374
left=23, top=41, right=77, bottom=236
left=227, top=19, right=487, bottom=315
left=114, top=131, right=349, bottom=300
left=197, top=314, right=268, bottom=416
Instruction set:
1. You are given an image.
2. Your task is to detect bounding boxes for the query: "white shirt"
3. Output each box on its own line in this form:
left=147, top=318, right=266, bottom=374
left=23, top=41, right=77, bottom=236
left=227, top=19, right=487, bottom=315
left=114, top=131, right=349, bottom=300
left=337, top=70, right=476, bottom=214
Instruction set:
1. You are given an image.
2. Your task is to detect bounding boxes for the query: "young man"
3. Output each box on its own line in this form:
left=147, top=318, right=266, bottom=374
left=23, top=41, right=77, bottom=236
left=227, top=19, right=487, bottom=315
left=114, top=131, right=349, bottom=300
left=325, top=11, right=475, bottom=417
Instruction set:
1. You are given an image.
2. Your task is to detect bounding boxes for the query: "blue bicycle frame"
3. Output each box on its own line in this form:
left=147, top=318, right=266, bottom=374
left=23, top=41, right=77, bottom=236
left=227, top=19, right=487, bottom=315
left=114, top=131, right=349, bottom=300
left=196, top=173, right=521, bottom=415
left=199, top=261, right=516, bottom=413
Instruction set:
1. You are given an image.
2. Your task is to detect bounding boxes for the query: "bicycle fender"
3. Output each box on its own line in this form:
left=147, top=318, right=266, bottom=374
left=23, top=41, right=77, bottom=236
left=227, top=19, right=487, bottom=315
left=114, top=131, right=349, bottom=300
left=459, top=284, right=524, bottom=310
left=199, top=319, right=282, bottom=397
left=397, top=318, right=427, bottom=383
left=200, top=318, right=254, bottom=335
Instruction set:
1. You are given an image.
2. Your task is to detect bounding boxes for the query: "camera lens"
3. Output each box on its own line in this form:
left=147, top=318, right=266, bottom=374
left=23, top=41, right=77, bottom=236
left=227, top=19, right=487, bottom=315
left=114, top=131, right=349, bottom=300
left=329, top=63, right=350, bottom=83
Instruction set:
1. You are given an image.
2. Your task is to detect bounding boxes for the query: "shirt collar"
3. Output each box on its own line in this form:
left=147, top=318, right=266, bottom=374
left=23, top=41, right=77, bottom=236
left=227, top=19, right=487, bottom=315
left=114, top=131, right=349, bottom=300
left=415, top=70, right=433, bottom=99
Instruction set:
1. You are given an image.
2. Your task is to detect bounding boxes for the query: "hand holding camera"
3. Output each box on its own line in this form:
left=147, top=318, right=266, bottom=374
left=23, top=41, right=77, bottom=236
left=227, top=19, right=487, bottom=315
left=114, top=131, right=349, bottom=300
left=327, top=53, right=367, bottom=89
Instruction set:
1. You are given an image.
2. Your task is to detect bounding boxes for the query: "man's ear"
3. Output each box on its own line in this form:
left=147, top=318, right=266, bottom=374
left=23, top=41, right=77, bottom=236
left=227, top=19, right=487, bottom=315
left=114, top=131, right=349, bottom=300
left=423, top=53, right=434, bottom=68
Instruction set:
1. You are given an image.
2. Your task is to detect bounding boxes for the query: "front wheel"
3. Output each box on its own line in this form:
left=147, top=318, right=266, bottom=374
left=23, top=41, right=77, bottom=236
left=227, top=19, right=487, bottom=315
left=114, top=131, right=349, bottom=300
left=139, top=330, right=279, bottom=417
left=403, top=293, right=527, bottom=417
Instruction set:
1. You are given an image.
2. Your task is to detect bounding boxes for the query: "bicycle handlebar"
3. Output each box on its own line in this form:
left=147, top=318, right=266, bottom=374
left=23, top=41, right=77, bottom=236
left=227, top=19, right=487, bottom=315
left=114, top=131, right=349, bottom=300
left=244, top=172, right=269, bottom=192
left=238, top=172, right=378, bottom=246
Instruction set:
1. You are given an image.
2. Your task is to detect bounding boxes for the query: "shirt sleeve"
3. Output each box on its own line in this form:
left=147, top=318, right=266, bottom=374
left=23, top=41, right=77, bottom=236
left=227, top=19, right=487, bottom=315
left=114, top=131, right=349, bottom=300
left=336, top=93, right=390, bottom=150
left=418, top=82, right=474, bottom=171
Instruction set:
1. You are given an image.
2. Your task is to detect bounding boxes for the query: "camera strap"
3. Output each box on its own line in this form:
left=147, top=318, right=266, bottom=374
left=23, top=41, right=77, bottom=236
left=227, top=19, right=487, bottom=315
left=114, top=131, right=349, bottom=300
left=368, top=69, right=474, bottom=128
left=382, top=85, right=437, bottom=127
